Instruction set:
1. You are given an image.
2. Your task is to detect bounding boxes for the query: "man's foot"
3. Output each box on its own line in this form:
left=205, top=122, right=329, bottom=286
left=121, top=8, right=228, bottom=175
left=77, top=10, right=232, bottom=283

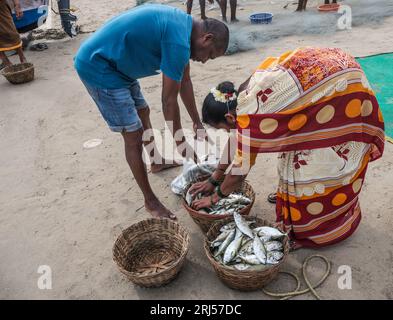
left=201, top=15, right=208, bottom=20
left=222, top=17, right=228, bottom=22
left=149, top=160, right=182, bottom=174
left=230, top=18, right=239, bottom=23
left=145, top=199, right=177, bottom=220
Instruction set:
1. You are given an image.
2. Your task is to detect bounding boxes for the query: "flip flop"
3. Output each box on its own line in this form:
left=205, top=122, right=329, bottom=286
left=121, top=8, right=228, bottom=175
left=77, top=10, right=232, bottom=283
left=267, top=192, right=277, bottom=204
left=30, top=43, right=48, bottom=51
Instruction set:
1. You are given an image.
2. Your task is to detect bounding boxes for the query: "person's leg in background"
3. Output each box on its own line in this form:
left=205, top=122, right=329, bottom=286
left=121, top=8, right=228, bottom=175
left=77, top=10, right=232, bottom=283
left=186, top=0, right=193, bottom=14
left=229, top=0, right=238, bottom=22
left=218, top=0, right=227, bottom=22
left=0, top=51, right=12, bottom=67
left=16, top=47, right=26, bottom=63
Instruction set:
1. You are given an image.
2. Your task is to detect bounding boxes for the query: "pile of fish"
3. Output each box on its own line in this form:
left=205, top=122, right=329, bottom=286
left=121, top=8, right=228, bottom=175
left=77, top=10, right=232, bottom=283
left=185, top=189, right=251, bottom=215
left=210, top=213, right=287, bottom=271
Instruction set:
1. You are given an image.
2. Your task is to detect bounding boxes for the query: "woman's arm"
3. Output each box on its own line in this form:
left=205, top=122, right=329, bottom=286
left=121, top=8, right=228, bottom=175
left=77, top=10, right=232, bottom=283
left=238, top=76, right=251, bottom=93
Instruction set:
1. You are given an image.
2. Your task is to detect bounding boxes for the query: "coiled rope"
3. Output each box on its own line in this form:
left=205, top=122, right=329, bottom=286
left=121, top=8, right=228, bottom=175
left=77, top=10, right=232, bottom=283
left=262, top=254, right=331, bottom=300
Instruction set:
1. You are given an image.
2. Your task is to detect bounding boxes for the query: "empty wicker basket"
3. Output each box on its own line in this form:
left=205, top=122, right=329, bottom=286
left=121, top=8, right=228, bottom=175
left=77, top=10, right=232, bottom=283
left=204, top=216, right=289, bottom=291
left=183, top=177, right=255, bottom=234
left=1, top=63, right=34, bottom=84
left=113, top=218, right=190, bottom=288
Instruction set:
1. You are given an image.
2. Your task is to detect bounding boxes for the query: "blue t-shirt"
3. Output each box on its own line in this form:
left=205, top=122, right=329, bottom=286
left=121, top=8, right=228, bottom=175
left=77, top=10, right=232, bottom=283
left=74, top=4, right=192, bottom=88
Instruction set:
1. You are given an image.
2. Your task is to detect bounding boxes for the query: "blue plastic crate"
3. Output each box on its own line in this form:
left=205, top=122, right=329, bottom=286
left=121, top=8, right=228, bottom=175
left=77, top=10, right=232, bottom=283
left=249, top=12, right=273, bottom=24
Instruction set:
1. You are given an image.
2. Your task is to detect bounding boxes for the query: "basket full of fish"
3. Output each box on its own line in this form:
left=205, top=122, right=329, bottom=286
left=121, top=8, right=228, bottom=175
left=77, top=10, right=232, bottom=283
left=182, top=177, right=255, bottom=233
left=204, top=213, right=289, bottom=291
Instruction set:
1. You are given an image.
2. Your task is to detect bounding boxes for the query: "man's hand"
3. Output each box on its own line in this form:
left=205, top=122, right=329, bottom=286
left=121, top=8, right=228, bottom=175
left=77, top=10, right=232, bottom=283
left=193, top=121, right=214, bottom=145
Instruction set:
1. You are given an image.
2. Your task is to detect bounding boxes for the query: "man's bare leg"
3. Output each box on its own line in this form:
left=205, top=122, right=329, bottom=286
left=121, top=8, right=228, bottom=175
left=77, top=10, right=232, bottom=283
left=186, top=0, right=193, bottom=14
left=16, top=47, right=27, bottom=64
left=137, top=107, right=182, bottom=173
left=230, top=0, right=238, bottom=22
left=219, top=0, right=227, bottom=22
left=0, top=52, right=12, bottom=67
left=122, top=129, right=176, bottom=219
left=199, top=0, right=207, bottom=19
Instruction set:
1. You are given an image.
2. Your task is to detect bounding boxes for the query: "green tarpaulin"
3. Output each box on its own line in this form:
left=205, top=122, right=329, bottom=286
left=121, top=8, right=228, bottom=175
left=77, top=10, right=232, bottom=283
left=357, top=53, right=393, bottom=141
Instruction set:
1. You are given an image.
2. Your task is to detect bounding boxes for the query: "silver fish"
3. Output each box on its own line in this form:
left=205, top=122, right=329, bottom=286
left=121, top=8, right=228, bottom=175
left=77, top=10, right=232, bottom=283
left=253, top=235, right=267, bottom=264
left=239, top=253, right=262, bottom=265
left=214, top=229, right=235, bottom=257
left=265, top=241, right=283, bottom=252
left=266, top=251, right=284, bottom=264
left=233, top=263, right=250, bottom=271
left=210, top=230, right=231, bottom=247
left=257, top=226, right=286, bottom=240
left=223, top=231, right=243, bottom=264
left=185, top=189, right=193, bottom=205
left=234, top=212, right=254, bottom=239
left=220, top=222, right=236, bottom=232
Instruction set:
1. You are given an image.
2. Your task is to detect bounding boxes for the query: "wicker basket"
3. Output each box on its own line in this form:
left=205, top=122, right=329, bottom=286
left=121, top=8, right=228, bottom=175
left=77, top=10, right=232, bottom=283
left=1, top=63, right=34, bottom=84
left=113, top=218, right=190, bottom=288
left=204, top=216, right=289, bottom=291
left=182, top=177, right=255, bottom=234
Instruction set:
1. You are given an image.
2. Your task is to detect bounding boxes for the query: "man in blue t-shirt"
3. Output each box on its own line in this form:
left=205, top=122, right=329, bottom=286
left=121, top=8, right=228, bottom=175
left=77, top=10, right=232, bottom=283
left=74, top=4, right=229, bottom=220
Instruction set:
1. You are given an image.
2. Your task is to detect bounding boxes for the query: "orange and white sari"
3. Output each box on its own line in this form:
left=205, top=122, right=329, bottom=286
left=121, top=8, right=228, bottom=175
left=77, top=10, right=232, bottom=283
left=234, top=47, right=384, bottom=248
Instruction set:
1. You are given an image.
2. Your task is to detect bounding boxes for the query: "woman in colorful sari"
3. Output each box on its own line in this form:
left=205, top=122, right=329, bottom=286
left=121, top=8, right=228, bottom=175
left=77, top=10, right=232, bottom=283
left=190, top=47, right=385, bottom=249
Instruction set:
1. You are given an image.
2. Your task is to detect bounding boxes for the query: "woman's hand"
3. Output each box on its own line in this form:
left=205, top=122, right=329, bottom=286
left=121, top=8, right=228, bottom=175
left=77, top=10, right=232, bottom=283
left=192, top=193, right=220, bottom=210
left=188, top=179, right=215, bottom=197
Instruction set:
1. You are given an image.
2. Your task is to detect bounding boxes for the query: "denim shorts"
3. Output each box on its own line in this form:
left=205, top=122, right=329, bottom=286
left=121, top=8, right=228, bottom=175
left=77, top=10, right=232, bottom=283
left=81, top=79, right=148, bottom=132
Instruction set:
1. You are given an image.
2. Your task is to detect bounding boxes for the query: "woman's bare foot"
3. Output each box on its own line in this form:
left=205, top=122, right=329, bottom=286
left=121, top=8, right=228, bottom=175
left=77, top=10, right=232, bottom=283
left=145, top=198, right=177, bottom=220
left=149, top=160, right=182, bottom=174
left=289, top=240, right=303, bottom=251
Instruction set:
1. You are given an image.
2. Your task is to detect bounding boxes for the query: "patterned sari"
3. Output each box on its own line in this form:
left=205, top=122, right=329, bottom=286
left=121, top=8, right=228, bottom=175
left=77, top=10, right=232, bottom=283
left=234, top=47, right=385, bottom=248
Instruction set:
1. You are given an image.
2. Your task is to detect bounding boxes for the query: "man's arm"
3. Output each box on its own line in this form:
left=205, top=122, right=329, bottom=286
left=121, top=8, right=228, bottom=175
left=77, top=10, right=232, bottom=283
left=180, top=64, right=207, bottom=138
left=162, top=73, right=198, bottom=161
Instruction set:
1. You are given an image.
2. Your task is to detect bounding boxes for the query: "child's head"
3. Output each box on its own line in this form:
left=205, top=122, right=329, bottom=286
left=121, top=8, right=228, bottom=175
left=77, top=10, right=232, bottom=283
left=202, top=81, right=238, bottom=131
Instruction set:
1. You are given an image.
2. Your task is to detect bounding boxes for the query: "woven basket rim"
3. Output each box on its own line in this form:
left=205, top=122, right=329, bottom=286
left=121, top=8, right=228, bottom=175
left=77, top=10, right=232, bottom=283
left=1, top=62, right=34, bottom=76
left=182, top=180, right=255, bottom=219
left=112, top=218, right=190, bottom=278
left=204, top=216, right=289, bottom=274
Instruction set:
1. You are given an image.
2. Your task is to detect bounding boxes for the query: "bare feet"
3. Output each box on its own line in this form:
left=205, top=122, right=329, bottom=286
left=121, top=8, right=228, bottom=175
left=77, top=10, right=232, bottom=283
left=230, top=18, right=239, bottom=23
left=145, top=198, right=177, bottom=220
left=149, top=160, right=182, bottom=174
left=289, top=240, right=303, bottom=251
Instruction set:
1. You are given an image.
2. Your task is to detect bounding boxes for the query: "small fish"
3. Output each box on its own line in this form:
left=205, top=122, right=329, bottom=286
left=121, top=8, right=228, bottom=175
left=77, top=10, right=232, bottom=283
left=256, top=226, right=286, bottom=240
left=223, top=229, right=243, bottom=264
left=214, top=229, right=236, bottom=257
left=220, top=222, right=236, bottom=232
left=234, top=212, right=254, bottom=239
left=265, top=241, right=283, bottom=252
left=266, top=251, right=284, bottom=264
left=239, top=240, right=253, bottom=255
left=185, top=189, right=193, bottom=205
left=239, top=253, right=262, bottom=265
left=233, top=263, right=250, bottom=271
left=210, top=230, right=231, bottom=247
left=253, top=235, right=267, bottom=264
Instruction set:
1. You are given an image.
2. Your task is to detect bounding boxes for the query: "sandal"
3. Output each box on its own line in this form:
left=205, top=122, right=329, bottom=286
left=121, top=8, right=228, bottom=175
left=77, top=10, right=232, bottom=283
left=30, top=43, right=48, bottom=51
left=267, top=192, right=277, bottom=204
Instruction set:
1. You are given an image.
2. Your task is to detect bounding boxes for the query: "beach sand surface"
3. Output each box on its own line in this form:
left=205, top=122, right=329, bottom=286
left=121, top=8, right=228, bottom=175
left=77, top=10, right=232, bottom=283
left=1, top=0, right=392, bottom=299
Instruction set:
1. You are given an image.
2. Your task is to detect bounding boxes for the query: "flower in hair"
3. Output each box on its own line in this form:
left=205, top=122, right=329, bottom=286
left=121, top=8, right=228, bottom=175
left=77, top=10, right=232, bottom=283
left=210, top=87, right=237, bottom=103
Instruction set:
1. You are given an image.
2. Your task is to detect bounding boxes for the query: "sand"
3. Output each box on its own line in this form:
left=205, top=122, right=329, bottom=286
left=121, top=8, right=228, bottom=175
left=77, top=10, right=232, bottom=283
left=1, top=0, right=392, bottom=299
